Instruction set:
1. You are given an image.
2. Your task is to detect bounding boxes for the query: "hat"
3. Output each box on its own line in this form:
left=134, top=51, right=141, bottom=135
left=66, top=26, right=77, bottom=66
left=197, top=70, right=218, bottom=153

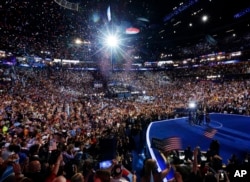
left=112, top=164, right=122, bottom=177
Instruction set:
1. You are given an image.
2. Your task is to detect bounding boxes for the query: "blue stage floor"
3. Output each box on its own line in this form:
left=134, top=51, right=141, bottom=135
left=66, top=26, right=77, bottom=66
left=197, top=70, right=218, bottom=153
left=141, top=113, right=250, bottom=181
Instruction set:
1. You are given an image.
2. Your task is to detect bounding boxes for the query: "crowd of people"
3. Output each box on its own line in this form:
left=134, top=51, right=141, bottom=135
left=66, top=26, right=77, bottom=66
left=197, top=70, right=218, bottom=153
left=0, top=60, right=249, bottom=182
left=1, top=1, right=250, bottom=182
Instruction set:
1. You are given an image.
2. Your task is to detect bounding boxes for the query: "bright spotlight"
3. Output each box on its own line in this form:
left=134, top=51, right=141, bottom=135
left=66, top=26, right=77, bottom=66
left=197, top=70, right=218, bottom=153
left=202, top=15, right=208, bottom=22
left=75, top=38, right=82, bottom=45
left=106, top=35, right=119, bottom=47
left=188, top=101, right=196, bottom=109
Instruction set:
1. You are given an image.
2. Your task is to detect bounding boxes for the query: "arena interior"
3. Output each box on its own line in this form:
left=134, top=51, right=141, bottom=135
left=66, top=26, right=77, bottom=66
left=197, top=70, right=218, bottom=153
left=0, top=1, right=250, bottom=182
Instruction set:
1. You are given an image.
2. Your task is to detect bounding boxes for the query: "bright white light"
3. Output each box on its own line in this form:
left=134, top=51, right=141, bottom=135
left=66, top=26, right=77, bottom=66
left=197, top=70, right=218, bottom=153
left=189, top=102, right=196, bottom=109
left=75, top=38, right=82, bottom=45
left=202, top=15, right=208, bottom=22
left=106, top=35, right=119, bottom=47
left=107, top=6, right=111, bottom=22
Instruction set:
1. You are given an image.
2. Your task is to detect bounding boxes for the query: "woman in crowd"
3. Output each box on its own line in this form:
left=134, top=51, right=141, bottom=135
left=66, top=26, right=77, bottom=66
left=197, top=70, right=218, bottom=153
left=141, top=158, right=171, bottom=182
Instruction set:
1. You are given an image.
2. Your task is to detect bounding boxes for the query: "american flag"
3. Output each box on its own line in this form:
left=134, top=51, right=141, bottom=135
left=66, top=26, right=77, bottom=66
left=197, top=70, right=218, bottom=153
left=204, top=127, right=217, bottom=138
left=162, top=137, right=182, bottom=152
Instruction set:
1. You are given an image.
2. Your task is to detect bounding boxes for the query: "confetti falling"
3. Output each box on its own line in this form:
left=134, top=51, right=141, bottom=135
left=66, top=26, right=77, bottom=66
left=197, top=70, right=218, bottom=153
left=0, top=0, right=249, bottom=62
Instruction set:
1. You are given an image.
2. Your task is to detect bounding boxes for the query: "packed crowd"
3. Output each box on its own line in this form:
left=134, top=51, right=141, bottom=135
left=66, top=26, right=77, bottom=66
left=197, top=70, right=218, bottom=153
left=0, top=61, right=249, bottom=182
left=171, top=60, right=250, bottom=78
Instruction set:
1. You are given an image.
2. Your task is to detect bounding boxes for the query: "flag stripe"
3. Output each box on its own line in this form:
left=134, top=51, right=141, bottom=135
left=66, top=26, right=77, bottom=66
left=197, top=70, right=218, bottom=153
left=204, top=128, right=217, bottom=138
left=162, top=137, right=182, bottom=152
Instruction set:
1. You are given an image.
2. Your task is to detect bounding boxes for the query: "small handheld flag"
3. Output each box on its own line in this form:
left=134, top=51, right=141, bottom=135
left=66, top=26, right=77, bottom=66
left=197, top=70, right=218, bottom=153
left=204, top=127, right=217, bottom=139
left=162, top=137, right=182, bottom=152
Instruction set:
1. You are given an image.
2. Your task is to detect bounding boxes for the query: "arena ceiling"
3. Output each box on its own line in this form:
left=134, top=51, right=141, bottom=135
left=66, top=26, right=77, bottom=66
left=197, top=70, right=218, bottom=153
left=0, top=0, right=249, bottom=61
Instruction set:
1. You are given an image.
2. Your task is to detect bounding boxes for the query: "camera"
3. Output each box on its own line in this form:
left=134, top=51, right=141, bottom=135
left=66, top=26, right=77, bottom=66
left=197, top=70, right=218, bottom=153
left=99, top=160, right=113, bottom=169
left=218, top=170, right=226, bottom=181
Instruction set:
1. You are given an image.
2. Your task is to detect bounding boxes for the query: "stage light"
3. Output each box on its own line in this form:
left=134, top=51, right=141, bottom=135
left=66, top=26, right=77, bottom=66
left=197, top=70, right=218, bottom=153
left=98, top=26, right=127, bottom=71
left=188, top=101, right=196, bottom=109
left=75, top=38, right=82, bottom=45
left=202, top=15, right=208, bottom=22
left=103, top=33, right=121, bottom=71
left=105, top=35, right=119, bottom=48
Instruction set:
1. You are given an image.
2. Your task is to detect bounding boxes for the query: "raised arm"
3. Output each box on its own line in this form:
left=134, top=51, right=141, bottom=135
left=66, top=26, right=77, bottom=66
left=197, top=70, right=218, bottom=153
left=192, top=147, right=198, bottom=175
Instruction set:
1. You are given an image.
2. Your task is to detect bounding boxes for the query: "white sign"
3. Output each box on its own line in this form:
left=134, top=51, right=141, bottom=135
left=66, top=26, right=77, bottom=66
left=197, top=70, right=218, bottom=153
left=234, top=170, right=247, bottom=177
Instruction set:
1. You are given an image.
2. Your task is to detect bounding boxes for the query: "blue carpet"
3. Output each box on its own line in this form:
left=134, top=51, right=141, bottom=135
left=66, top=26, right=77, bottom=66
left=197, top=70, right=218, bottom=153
left=146, top=113, right=250, bottom=181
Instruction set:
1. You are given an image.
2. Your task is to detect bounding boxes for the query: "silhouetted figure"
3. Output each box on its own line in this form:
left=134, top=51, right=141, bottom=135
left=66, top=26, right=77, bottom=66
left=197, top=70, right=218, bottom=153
left=184, top=146, right=193, bottom=162
left=196, top=146, right=202, bottom=165
left=197, top=110, right=204, bottom=125
left=205, top=113, right=211, bottom=126
left=188, top=111, right=194, bottom=125
left=210, top=140, right=220, bottom=155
